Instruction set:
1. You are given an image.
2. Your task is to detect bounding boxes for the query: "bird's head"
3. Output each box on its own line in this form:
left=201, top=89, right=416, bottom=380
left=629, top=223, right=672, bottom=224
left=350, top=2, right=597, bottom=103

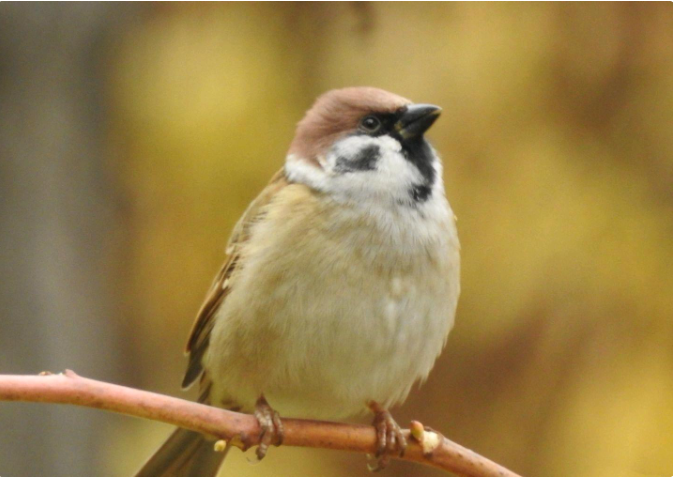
left=285, top=87, right=443, bottom=206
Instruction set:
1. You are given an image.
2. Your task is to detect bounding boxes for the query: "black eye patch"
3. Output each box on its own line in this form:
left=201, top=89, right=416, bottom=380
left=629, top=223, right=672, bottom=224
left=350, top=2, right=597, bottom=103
left=355, top=113, right=399, bottom=138
left=335, top=145, right=380, bottom=173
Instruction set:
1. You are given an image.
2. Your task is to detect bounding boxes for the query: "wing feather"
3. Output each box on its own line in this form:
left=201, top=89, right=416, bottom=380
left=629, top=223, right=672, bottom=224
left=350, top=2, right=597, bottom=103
left=182, top=169, right=289, bottom=393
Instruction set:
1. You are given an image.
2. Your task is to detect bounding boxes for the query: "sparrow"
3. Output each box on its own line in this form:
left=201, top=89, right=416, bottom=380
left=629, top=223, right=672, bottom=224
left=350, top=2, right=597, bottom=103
left=137, top=87, right=460, bottom=476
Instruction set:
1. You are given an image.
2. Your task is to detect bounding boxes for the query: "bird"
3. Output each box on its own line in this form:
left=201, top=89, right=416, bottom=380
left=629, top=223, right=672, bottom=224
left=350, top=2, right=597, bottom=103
left=136, top=87, right=460, bottom=476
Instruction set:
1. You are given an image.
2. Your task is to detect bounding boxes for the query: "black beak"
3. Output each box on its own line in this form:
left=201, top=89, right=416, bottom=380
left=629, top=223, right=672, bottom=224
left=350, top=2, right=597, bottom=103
left=396, top=104, right=442, bottom=139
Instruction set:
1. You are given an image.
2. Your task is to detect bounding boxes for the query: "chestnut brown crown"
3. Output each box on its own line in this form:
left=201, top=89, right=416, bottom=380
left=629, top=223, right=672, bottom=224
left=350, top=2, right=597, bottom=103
left=288, top=87, right=411, bottom=164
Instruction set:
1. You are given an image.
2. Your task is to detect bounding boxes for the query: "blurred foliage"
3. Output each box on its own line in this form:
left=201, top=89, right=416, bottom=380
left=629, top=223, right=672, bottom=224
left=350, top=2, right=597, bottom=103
left=9, top=2, right=673, bottom=476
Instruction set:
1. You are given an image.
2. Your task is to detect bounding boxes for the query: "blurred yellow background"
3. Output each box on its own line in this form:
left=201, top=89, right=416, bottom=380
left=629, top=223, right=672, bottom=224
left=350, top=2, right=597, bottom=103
left=1, top=3, right=673, bottom=476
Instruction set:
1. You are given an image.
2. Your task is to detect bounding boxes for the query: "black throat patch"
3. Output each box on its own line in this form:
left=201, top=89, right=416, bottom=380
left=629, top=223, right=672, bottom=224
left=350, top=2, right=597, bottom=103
left=400, top=136, right=435, bottom=203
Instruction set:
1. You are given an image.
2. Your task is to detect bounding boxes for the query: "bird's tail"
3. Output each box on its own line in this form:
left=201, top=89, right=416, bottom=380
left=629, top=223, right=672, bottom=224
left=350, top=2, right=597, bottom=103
left=136, top=427, right=229, bottom=477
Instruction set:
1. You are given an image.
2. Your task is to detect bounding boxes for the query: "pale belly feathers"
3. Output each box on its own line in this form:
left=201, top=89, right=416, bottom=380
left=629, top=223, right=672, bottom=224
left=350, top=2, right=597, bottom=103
left=204, top=184, right=460, bottom=420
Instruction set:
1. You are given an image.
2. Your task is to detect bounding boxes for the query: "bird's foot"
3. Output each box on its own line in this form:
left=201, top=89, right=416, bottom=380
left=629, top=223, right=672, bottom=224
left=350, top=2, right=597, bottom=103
left=254, top=395, right=284, bottom=460
left=367, top=401, right=407, bottom=471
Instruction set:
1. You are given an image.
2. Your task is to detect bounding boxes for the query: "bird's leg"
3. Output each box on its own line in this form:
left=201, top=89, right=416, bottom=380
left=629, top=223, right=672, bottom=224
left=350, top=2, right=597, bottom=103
left=367, top=401, right=407, bottom=471
left=254, top=395, right=284, bottom=460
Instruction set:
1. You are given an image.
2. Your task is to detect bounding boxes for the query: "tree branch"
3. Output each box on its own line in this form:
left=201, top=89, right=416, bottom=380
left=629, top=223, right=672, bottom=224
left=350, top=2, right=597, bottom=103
left=0, top=371, right=518, bottom=477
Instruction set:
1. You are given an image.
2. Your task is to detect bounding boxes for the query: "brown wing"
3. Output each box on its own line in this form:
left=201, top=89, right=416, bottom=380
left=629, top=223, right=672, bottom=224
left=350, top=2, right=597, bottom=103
left=181, top=168, right=289, bottom=395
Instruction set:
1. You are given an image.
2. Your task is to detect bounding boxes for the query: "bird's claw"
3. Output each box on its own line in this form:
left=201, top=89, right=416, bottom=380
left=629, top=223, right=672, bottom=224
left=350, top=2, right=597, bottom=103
left=368, top=401, right=407, bottom=471
left=254, top=395, right=284, bottom=460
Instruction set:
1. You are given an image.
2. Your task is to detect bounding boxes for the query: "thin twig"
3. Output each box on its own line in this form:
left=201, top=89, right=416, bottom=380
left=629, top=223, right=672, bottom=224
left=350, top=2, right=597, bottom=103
left=0, top=371, right=519, bottom=477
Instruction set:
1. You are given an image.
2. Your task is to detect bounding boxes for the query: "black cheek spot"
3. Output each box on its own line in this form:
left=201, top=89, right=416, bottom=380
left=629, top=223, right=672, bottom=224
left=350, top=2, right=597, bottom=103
left=335, top=145, right=380, bottom=173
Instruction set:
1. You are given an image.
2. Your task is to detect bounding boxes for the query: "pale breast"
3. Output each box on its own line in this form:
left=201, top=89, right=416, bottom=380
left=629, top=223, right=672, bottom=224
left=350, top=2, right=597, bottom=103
left=205, top=183, right=460, bottom=420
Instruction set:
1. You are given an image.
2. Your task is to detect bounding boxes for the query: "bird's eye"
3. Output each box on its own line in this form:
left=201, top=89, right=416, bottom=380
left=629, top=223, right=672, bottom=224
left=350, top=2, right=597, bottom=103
left=360, top=115, right=381, bottom=133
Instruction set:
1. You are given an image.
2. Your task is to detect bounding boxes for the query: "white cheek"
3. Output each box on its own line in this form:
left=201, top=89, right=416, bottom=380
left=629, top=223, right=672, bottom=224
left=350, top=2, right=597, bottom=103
left=324, top=135, right=401, bottom=171
left=372, top=137, right=421, bottom=186
left=323, top=135, right=423, bottom=201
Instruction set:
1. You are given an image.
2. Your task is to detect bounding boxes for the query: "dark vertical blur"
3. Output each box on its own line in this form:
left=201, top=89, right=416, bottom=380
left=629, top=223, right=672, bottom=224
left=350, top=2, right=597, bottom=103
left=0, top=3, right=138, bottom=475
